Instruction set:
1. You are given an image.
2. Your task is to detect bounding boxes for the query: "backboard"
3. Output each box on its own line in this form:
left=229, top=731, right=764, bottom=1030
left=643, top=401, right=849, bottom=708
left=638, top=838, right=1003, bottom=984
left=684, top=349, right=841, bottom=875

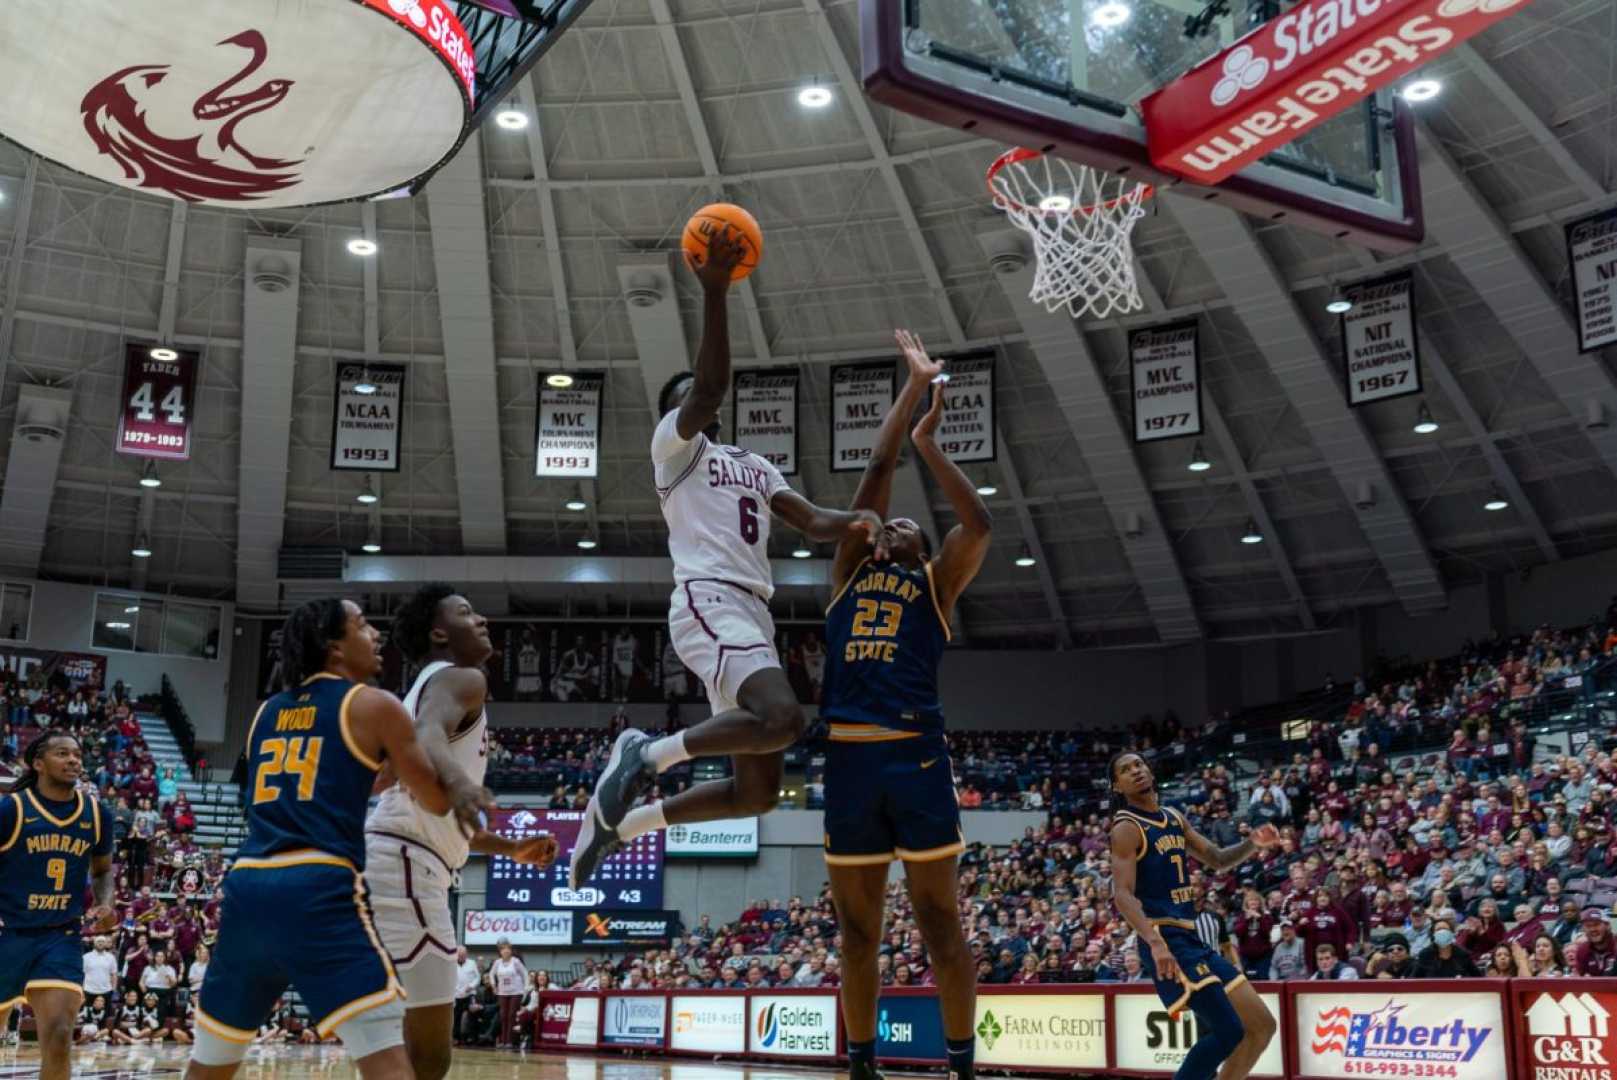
left=862, top=0, right=1423, bottom=249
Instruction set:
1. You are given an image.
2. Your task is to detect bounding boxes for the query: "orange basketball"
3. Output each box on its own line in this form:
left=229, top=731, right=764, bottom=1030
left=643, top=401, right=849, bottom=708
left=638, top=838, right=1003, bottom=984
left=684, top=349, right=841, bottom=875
left=682, top=203, right=763, bottom=281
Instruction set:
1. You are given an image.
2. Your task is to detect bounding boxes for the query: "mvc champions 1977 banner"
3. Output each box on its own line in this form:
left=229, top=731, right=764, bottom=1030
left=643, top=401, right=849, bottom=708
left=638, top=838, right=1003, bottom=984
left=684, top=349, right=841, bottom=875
left=1341, top=271, right=1421, bottom=407
left=1567, top=207, right=1617, bottom=352
left=330, top=363, right=405, bottom=471
left=535, top=372, right=603, bottom=478
left=935, top=351, right=995, bottom=464
left=732, top=369, right=799, bottom=474
left=1129, top=322, right=1203, bottom=442
left=117, top=344, right=198, bottom=460
left=830, top=362, right=895, bottom=472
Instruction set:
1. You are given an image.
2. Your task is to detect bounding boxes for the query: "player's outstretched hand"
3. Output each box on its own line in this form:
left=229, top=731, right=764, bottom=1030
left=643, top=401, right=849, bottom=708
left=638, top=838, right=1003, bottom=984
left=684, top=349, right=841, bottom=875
left=449, top=779, right=497, bottom=838
left=689, top=225, right=746, bottom=292
left=1150, top=939, right=1181, bottom=984
left=895, top=329, right=943, bottom=384
left=911, top=381, right=945, bottom=443
left=1250, top=823, right=1282, bottom=849
left=512, top=833, right=559, bottom=868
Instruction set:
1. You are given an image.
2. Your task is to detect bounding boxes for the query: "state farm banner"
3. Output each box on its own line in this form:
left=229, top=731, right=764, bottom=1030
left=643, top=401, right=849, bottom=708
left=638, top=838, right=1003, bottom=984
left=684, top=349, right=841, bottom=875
left=733, top=369, right=799, bottom=475
left=1141, top=0, right=1539, bottom=184
left=330, top=363, right=404, bottom=471
left=1115, top=988, right=1283, bottom=1077
left=1130, top=321, right=1203, bottom=442
left=973, top=992, right=1106, bottom=1071
left=1293, top=987, right=1507, bottom=1079
left=1341, top=271, right=1421, bottom=406
left=1567, top=207, right=1617, bottom=352
left=749, top=994, right=838, bottom=1059
left=1518, top=983, right=1617, bottom=1080
left=936, top=351, right=995, bottom=463
left=535, top=372, right=603, bottom=478
left=830, top=361, right=895, bottom=472
left=0, top=644, right=107, bottom=691
left=117, top=344, right=198, bottom=460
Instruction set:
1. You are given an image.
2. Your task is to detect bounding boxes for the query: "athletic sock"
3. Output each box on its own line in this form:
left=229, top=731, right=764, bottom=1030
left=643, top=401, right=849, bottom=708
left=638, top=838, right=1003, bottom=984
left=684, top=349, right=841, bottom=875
left=618, top=801, right=668, bottom=841
left=848, top=1038, right=877, bottom=1068
left=644, top=731, right=690, bottom=773
left=946, top=1037, right=975, bottom=1079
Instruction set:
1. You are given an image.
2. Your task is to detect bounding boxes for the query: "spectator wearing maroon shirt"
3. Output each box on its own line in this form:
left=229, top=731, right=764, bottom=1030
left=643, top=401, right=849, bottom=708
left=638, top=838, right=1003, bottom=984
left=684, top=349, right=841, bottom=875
left=129, top=763, right=158, bottom=803
left=1459, top=900, right=1506, bottom=960
left=1571, top=910, right=1617, bottom=976
left=1234, top=893, right=1275, bottom=978
left=1303, top=889, right=1357, bottom=967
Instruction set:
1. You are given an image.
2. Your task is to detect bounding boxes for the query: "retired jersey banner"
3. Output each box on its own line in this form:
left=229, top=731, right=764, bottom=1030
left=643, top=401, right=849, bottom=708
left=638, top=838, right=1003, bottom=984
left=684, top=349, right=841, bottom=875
left=117, top=344, right=198, bottom=460
left=535, top=372, right=603, bottom=478
left=330, top=363, right=404, bottom=471
left=1129, top=322, right=1203, bottom=442
left=1342, top=271, right=1421, bottom=406
left=732, top=369, right=799, bottom=475
left=830, top=361, right=895, bottom=473
left=936, top=351, right=995, bottom=463
left=1567, top=207, right=1617, bottom=352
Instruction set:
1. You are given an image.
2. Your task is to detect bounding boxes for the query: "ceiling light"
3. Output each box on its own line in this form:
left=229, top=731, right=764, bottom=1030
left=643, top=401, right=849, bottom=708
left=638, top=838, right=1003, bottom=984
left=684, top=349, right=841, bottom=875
left=797, top=86, right=833, bottom=109
left=1402, top=79, right=1442, bottom=103
left=495, top=108, right=529, bottom=130
left=105, top=621, right=131, bottom=631
left=577, top=536, right=598, bottom=550
left=347, top=238, right=378, bottom=257
left=1240, top=519, right=1263, bottom=544
left=1187, top=442, right=1211, bottom=473
left=976, top=483, right=998, bottom=497
left=138, top=460, right=162, bottom=488
left=352, top=371, right=379, bottom=395
left=565, top=485, right=588, bottom=512
left=361, top=541, right=383, bottom=554
left=124, top=605, right=141, bottom=614
left=1413, top=401, right=1439, bottom=435
left=1013, top=544, right=1037, bottom=568
left=1038, top=194, right=1073, bottom=213
left=792, top=547, right=812, bottom=559
left=1484, top=489, right=1509, bottom=512
left=356, top=477, right=380, bottom=505
left=1326, top=293, right=1353, bottom=315
left=131, top=535, right=153, bottom=558
left=149, top=346, right=179, bottom=362
left=1091, top=1, right=1132, bottom=27
left=547, top=373, right=575, bottom=389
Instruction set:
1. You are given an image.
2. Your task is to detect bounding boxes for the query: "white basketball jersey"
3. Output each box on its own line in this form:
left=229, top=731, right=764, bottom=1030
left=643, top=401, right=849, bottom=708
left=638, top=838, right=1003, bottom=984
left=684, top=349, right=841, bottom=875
left=365, top=660, right=487, bottom=869
left=652, top=409, right=789, bottom=599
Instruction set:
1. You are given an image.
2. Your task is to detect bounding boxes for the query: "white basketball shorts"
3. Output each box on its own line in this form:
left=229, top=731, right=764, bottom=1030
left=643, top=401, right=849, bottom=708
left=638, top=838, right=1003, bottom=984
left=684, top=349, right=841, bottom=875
left=668, top=580, right=781, bottom=714
left=363, top=833, right=459, bottom=1008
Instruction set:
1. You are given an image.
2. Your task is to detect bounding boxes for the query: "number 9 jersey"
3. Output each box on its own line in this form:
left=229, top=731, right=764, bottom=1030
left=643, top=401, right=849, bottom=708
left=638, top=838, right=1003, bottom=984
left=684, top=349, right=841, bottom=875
left=0, top=789, right=111, bottom=930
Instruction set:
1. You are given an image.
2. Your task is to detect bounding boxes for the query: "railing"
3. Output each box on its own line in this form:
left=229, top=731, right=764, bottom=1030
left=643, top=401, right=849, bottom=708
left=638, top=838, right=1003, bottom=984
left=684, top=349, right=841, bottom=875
left=158, top=675, right=201, bottom=780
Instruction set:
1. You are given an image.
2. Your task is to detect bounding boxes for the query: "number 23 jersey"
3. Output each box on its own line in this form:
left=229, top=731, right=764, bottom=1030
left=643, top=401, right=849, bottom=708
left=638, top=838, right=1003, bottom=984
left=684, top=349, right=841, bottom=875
left=653, top=409, right=789, bottom=600
left=0, top=788, right=112, bottom=930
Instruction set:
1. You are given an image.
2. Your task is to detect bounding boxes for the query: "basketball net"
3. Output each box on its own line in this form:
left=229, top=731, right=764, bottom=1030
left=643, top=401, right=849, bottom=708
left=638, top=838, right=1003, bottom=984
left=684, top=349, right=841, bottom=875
left=987, top=149, right=1153, bottom=320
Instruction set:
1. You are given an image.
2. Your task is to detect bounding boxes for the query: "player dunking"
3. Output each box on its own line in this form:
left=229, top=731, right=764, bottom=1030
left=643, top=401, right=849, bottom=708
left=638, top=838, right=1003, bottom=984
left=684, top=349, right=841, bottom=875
left=569, top=225, right=881, bottom=887
left=365, top=585, right=558, bottom=1080
left=186, top=598, right=487, bottom=1080
left=0, top=732, right=117, bottom=1080
left=1110, top=752, right=1279, bottom=1080
left=822, top=331, right=991, bottom=1080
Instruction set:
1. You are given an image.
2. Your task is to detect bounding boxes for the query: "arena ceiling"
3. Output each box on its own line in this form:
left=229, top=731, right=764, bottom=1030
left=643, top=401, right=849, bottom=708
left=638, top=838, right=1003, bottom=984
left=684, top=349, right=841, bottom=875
left=0, top=0, right=1614, bottom=647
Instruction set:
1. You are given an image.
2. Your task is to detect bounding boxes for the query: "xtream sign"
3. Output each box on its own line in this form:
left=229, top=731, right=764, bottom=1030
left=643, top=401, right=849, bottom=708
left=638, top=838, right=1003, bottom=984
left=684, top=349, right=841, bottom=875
left=1142, top=0, right=1541, bottom=184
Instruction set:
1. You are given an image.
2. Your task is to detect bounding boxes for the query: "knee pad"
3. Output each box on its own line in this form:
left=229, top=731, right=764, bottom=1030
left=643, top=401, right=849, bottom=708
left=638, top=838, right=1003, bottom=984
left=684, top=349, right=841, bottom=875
left=190, top=1027, right=251, bottom=1067
left=333, top=995, right=406, bottom=1059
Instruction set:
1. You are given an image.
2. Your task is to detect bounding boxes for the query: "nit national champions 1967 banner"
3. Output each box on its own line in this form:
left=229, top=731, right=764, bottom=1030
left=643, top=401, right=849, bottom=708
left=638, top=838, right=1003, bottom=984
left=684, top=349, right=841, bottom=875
left=1341, top=271, right=1421, bottom=407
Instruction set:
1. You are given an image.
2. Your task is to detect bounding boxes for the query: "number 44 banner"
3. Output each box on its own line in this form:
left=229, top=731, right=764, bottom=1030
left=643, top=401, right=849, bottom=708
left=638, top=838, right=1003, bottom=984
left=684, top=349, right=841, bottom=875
left=117, top=343, right=198, bottom=460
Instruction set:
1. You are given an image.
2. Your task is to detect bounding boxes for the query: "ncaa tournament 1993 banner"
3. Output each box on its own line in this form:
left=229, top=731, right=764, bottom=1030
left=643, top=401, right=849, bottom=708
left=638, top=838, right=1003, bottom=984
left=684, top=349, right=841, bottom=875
left=936, top=352, right=995, bottom=463
left=1130, top=322, right=1202, bottom=442
left=830, top=361, right=895, bottom=472
left=330, top=363, right=404, bottom=471
left=1341, top=271, right=1421, bottom=407
left=1294, top=988, right=1506, bottom=1080
left=732, top=369, right=799, bottom=474
left=117, top=343, right=198, bottom=460
left=535, top=372, right=603, bottom=478
left=1567, top=207, right=1617, bottom=352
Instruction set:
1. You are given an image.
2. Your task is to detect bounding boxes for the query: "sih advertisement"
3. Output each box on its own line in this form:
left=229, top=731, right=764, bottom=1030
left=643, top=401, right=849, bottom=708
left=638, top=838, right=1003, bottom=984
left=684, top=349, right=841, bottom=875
left=1567, top=207, right=1617, bottom=352
left=876, top=993, right=947, bottom=1062
left=1114, top=990, right=1284, bottom=1077
left=973, top=994, right=1107, bottom=1071
left=1522, top=989, right=1617, bottom=1080
left=601, top=994, right=667, bottom=1048
left=1295, top=990, right=1507, bottom=1079
left=669, top=995, right=748, bottom=1054
left=461, top=909, right=573, bottom=947
left=749, top=994, right=838, bottom=1059
left=665, top=817, right=760, bottom=859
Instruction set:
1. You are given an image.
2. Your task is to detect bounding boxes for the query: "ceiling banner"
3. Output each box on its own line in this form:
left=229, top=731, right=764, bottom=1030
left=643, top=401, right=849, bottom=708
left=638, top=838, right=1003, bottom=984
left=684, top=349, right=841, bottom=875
left=829, top=361, right=895, bottom=473
left=1567, top=207, right=1617, bottom=353
left=330, top=363, right=405, bottom=471
left=535, top=373, right=604, bottom=478
left=1341, top=270, right=1421, bottom=407
left=1129, top=321, right=1203, bottom=442
left=117, top=343, right=198, bottom=460
left=732, top=368, right=799, bottom=476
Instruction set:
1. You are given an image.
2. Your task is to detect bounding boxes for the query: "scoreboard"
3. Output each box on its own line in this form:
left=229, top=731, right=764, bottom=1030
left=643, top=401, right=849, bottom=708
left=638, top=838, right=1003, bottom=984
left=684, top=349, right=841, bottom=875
left=485, top=807, right=664, bottom=911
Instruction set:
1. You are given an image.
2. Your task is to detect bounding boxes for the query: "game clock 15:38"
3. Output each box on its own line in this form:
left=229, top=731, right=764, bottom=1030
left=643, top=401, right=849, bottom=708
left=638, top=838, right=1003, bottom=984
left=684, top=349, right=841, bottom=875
left=484, top=808, right=664, bottom=911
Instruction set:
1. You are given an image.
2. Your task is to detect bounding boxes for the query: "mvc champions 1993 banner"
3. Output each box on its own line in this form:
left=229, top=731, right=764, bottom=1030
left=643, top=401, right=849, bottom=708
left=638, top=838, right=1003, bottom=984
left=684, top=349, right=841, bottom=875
left=1567, top=207, right=1617, bottom=352
left=535, top=372, right=603, bottom=478
left=830, top=361, right=895, bottom=472
left=117, top=344, right=198, bottom=460
left=1340, top=271, right=1421, bottom=407
left=935, top=351, right=995, bottom=464
left=330, top=363, right=405, bottom=471
left=732, top=369, right=799, bottom=474
left=1129, top=322, right=1203, bottom=442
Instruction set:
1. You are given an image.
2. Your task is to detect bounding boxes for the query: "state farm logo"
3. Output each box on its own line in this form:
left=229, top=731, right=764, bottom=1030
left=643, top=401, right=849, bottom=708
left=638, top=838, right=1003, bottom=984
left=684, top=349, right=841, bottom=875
left=1525, top=991, right=1615, bottom=1078
left=388, top=0, right=429, bottom=27
left=1211, top=46, right=1269, bottom=106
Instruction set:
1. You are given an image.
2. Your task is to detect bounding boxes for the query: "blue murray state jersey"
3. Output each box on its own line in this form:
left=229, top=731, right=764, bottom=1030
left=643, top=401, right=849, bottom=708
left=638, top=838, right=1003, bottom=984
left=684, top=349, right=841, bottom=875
left=236, top=673, right=382, bottom=869
left=1115, top=804, right=1198, bottom=929
left=821, top=558, right=951, bottom=736
left=0, top=788, right=112, bottom=930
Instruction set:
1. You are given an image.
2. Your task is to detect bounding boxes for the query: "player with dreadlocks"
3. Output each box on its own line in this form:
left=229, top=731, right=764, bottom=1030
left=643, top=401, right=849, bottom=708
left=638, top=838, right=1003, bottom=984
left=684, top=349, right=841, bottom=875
left=0, top=729, right=117, bottom=1080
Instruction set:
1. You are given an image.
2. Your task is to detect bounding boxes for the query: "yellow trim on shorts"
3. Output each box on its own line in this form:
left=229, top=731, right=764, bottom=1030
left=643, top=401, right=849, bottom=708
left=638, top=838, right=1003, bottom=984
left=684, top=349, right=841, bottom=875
left=825, top=559, right=870, bottom=615
left=230, top=848, right=358, bottom=874
left=923, top=561, right=953, bottom=643
left=1225, top=974, right=1249, bottom=994
left=1164, top=971, right=1221, bottom=1018
left=316, top=986, right=402, bottom=1037
left=25, top=789, right=85, bottom=829
left=824, top=850, right=896, bottom=866
left=1151, top=917, right=1199, bottom=931
left=827, top=722, right=922, bottom=743
left=0, top=995, right=21, bottom=1011
left=25, top=980, right=84, bottom=1000
left=0, top=794, right=22, bottom=853
left=896, top=836, right=965, bottom=863
left=338, top=684, right=382, bottom=772
left=196, top=1006, right=257, bottom=1043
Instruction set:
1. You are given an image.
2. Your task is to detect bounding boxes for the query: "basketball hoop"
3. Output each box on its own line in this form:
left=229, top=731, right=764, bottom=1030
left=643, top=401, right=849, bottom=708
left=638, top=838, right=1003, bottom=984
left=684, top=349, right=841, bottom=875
left=986, top=148, right=1154, bottom=320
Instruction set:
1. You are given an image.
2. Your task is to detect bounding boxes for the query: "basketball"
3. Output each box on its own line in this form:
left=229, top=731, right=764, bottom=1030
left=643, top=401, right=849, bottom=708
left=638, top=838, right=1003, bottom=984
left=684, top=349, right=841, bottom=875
left=681, top=202, right=763, bottom=281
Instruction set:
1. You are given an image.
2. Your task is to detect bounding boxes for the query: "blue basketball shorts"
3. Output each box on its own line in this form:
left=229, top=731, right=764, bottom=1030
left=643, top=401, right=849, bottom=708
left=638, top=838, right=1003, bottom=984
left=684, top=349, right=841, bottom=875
left=1139, top=924, right=1246, bottom=1017
left=0, top=926, right=85, bottom=1008
left=823, top=731, right=963, bottom=865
